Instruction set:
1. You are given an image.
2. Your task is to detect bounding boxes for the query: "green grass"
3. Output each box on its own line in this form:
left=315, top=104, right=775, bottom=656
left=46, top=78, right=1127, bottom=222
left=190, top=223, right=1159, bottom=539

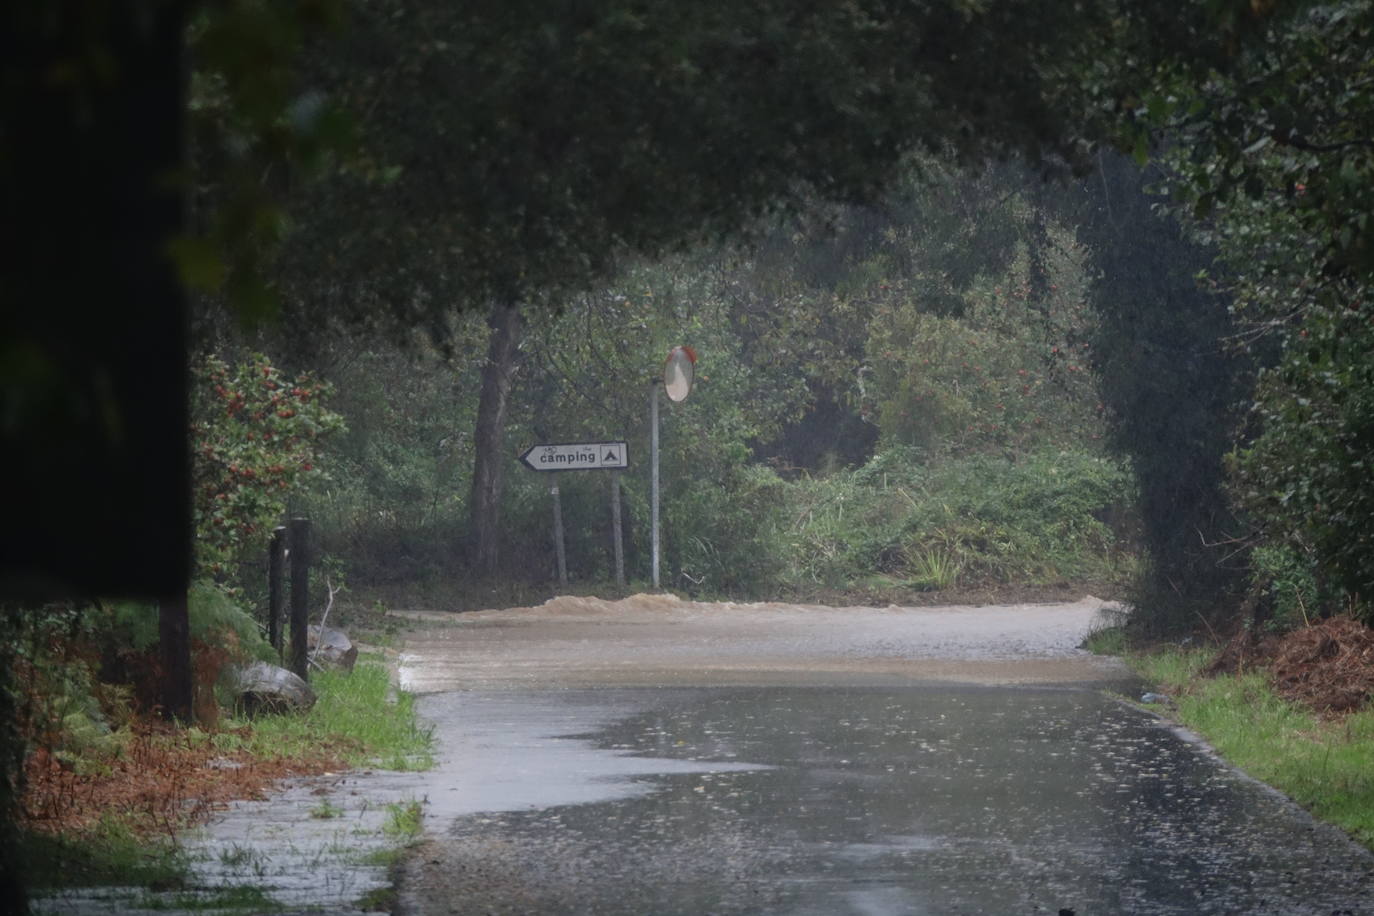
left=23, top=816, right=189, bottom=890
left=1080, top=624, right=1128, bottom=656
left=906, top=546, right=963, bottom=591
left=231, top=656, right=434, bottom=770
left=134, top=885, right=279, bottom=912
left=1128, top=647, right=1374, bottom=850
left=382, top=799, right=424, bottom=840
left=309, top=800, right=344, bottom=819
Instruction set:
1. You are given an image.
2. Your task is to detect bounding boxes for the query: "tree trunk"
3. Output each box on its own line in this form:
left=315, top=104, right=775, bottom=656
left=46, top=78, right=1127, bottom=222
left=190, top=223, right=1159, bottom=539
left=469, top=302, right=523, bottom=576
left=159, top=591, right=193, bottom=723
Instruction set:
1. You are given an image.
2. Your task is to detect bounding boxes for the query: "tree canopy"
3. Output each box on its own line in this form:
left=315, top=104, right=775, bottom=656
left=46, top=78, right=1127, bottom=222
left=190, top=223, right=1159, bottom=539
left=263, top=0, right=1184, bottom=330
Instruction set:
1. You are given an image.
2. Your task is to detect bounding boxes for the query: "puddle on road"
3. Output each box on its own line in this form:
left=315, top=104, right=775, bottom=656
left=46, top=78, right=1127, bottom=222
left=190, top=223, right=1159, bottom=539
left=413, top=690, right=770, bottom=821
left=401, top=685, right=1374, bottom=915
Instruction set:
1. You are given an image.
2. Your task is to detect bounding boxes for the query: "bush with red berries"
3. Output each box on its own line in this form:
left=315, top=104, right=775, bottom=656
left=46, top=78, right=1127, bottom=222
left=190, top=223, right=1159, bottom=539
left=192, top=353, right=345, bottom=582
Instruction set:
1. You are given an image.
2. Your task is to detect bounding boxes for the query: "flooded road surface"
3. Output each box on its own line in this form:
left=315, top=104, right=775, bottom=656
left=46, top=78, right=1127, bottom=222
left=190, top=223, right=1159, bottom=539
left=395, top=594, right=1127, bottom=691
left=394, top=596, right=1374, bottom=914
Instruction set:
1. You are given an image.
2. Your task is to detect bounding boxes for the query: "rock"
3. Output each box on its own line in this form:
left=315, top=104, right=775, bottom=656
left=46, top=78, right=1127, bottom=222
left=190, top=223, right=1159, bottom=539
left=232, top=662, right=317, bottom=715
left=308, top=625, right=359, bottom=671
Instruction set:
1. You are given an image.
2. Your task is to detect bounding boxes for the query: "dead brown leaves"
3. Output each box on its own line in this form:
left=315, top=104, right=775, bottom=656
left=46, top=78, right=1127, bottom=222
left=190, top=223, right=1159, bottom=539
left=21, top=721, right=343, bottom=840
left=1204, top=617, right=1374, bottom=717
left=1270, top=617, right=1374, bottom=715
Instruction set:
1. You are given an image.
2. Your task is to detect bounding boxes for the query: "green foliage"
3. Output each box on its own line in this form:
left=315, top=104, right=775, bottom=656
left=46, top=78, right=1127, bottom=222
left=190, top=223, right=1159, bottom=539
left=779, top=448, right=1134, bottom=592
left=1141, top=2, right=1374, bottom=624
left=272, top=0, right=1128, bottom=333
left=11, top=587, right=272, bottom=779
left=105, top=583, right=274, bottom=663
left=1248, top=544, right=1321, bottom=631
left=23, top=813, right=187, bottom=891
left=234, top=659, right=433, bottom=771
left=487, top=253, right=814, bottom=592
left=1230, top=312, right=1374, bottom=622
left=297, top=325, right=486, bottom=588
left=665, top=460, right=788, bottom=596
left=905, top=547, right=963, bottom=592
left=184, top=0, right=351, bottom=320
left=274, top=168, right=1135, bottom=600
left=865, top=184, right=1106, bottom=457
left=192, top=352, right=345, bottom=583
left=134, top=885, right=279, bottom=912
left=309, top=799, right=343, bottom=819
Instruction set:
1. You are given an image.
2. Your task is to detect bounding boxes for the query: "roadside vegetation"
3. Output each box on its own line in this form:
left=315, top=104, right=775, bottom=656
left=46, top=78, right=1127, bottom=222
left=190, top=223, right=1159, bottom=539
left=14, top=594, right=431, bottom=898
left=1096, top=619, right=1374, bottom=851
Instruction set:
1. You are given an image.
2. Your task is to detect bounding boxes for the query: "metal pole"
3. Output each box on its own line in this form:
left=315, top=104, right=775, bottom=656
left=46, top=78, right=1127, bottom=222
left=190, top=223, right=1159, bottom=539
left=651, top=381, right=660, bottom=589
left=611, top=473, right=625, bottom=587
left=551, top=484, right=568, bottom=587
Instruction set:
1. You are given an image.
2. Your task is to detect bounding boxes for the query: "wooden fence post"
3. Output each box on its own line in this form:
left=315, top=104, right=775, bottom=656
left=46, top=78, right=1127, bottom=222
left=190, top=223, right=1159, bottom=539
left=289, top=518, right=311, bottom=680
left=268, top=526, right=286, bottom=660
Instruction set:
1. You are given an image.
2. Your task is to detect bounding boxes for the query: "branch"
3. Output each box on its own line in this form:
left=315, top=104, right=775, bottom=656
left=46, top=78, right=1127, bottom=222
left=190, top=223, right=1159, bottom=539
left=308, top=577, right=342, bottom=668
left=1279, top=132, right=1374, bottom=154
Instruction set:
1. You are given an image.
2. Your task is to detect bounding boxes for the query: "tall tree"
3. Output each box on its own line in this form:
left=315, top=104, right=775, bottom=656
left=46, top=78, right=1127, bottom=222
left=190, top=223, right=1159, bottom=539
left=1063, top=154, right=1254, bottom=635
left=470, top=304, right=524, bottom=574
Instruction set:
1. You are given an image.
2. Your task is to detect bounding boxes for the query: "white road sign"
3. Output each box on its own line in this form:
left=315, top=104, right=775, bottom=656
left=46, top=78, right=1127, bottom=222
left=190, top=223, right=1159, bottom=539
left=520, top=441, right=629, bottom=472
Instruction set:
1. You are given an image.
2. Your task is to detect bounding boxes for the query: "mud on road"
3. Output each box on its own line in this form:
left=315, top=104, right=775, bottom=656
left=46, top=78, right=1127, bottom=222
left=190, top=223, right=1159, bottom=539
left=394, top=593, right=1130, bottom=692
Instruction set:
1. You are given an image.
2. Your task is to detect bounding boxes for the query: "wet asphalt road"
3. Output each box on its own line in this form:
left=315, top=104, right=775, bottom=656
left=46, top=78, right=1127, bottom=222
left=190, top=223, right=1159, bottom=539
left=393, top=596, right=1374, bottom=914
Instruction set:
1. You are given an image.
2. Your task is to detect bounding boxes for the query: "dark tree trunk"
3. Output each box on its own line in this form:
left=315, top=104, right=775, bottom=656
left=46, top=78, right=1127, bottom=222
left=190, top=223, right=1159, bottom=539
left=2, top=5, right=190, bottom=908
left=469, top=302, right=523, bottom=576
left=159, top=591, right=193, bottom=723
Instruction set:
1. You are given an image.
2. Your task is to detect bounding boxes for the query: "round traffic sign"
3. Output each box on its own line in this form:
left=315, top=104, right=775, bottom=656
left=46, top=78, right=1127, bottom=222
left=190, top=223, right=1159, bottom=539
left=663, top=346, right=696, bottom=402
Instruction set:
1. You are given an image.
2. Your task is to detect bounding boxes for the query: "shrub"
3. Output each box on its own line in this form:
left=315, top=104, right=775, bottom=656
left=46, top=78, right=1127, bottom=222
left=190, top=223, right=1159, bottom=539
left=779, top=448, right=1135, bottom=592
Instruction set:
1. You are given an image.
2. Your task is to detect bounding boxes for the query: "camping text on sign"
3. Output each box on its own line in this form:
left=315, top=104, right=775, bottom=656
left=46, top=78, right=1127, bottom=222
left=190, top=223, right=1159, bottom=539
left=519, top=441, right=629, bottom=472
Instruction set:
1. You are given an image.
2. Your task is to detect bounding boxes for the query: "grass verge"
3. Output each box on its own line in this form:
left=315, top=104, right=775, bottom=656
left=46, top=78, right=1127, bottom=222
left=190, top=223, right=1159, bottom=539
left=1127, top=647, right=1374, bottom=850
left=21, top=816, right=188, bottom=891
left=23, top=655, right=433, bottom=901
left=223, top=656, right=434, bottom=771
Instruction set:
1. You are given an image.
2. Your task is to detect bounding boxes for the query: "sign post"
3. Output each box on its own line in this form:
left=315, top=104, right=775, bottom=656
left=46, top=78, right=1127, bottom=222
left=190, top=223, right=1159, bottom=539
left=550, top=485, right=568, bottom=586
left=652, top=346, right=696, bottom=590
left=611, top=473, right=625, bottom=587
left=519, top=440, right=629, bottom=585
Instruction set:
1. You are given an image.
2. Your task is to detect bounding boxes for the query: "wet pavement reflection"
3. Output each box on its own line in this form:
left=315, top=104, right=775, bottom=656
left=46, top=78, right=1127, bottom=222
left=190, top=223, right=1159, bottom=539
left=403, top=685, right=1374, bottom=914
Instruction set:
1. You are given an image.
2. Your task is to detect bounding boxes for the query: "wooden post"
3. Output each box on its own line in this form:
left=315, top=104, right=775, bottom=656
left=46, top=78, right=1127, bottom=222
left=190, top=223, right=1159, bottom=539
left=551, top=485, right=568, bottom=587
left=159, top=590, right=192, bottom=723
left=289, top=518, right=311, bottom=680
left=268, top=526, right=286, bottom=660
left=611, top=473, right=625, bottom=587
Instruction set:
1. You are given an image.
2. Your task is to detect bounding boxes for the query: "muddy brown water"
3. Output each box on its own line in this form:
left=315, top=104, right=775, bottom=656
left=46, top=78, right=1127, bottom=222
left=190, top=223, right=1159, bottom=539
left=392, top=595, right=1374, bottom=914
left=394, top=594, right=1128, bottom=692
